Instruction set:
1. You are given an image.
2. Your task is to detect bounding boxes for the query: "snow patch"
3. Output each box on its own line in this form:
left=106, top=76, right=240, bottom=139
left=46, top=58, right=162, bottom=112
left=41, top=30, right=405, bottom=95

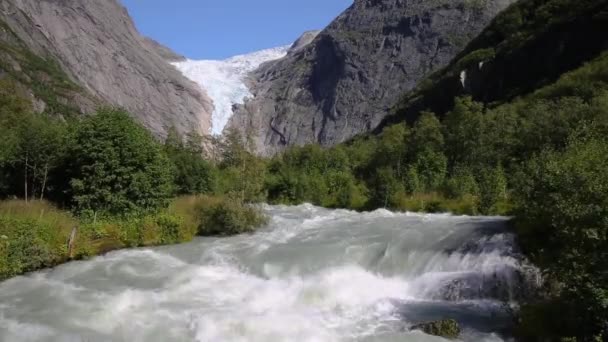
left=173, top=46, right=289, bottom=135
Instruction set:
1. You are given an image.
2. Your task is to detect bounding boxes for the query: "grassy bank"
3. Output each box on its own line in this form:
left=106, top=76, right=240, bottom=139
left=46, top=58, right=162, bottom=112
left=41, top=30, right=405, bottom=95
left=0, top=196, right=267, bottom=281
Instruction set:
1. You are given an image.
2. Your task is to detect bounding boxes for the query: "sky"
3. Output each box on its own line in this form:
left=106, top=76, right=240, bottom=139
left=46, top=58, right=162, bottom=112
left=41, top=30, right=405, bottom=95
left=122, top=0, right=353, bottom=60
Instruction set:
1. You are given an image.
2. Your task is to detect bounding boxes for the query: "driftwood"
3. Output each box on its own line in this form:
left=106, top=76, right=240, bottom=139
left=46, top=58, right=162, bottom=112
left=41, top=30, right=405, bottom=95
left=67, top=227, right=77, bottom=258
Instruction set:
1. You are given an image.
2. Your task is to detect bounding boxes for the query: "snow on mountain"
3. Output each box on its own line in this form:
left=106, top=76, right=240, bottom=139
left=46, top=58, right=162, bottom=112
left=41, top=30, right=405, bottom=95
left=173, top=46, right=290, bottom=135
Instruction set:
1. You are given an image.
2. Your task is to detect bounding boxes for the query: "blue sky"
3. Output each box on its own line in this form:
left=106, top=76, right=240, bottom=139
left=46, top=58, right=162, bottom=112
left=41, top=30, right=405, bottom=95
left=122, top=0, right=352, bottom=60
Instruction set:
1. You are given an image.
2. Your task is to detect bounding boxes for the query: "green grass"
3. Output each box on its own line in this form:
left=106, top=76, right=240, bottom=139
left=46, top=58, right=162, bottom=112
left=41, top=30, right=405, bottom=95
left=390, top=192, right=498, bottom=215
left=0, top=196, right=268, bottom=280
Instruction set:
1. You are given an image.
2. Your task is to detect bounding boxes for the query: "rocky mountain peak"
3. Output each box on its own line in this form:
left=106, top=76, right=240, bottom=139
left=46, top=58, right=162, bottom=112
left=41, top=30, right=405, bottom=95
left=227, top=0, right=516, bottom=155
left=288, top=30, right=322, bottom=54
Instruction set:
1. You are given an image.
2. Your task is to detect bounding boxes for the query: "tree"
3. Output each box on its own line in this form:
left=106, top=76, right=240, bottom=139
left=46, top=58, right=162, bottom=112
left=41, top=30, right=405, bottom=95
left=409, top=112, right=448, bottom=192
left=477, top=164, right=507, bottom=215
left=409, top=111, right=445, bottom=157
left=515, top=136, right=608, bottom=340
left=215, top=128, right=266, bottom=202
left=369, top=167, right=403, bottom=208
left=443, top=97, right=484, bottom=168
left=443, top=165, right=479, bottom=199
left=375, top=123, right=410, bottom=177
left=164, top=128, right=214, bottom=195
left=65, top=109, right=173, bottom=216
left=17, top=114, right=67, bottom=201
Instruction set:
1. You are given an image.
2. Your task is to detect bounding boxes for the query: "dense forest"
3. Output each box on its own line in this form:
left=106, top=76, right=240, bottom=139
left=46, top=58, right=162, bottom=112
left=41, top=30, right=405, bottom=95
left=0, top=0, right=606, bottom=340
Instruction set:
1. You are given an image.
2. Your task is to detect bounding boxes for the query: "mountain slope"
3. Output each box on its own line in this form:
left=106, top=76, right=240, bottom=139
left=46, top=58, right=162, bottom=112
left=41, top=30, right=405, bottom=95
left=0, top=0, right=213, bottom=137
left=227, top=0, right=515, bottom=155
left=381, top=0, right=608, bottom=129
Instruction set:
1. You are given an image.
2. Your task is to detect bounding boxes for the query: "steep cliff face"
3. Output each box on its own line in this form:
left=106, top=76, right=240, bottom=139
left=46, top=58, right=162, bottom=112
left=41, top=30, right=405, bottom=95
left=228, top=0, right=514, bottom=155
left=0, top=0, right=212, bottom=137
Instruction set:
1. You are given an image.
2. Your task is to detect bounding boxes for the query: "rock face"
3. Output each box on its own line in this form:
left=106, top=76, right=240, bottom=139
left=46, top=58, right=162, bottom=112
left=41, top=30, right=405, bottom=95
left=287, top=30, right=321, bottom=54
left=0, top=0, right=213, bottom=137
left=228, top=0, right=515, bottom=155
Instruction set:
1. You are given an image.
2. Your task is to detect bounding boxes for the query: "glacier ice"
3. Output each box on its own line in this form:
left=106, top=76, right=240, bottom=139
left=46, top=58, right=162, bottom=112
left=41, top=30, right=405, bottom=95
left=173, top=46, right=289, bottom=135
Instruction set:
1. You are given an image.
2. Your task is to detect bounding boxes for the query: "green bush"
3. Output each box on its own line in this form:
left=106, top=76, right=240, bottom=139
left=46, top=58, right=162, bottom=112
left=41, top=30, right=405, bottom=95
left=515, top=136, right=608, bottom=340
left=156, top=214, right=182, bottom=244
left=65, top=109, right=174, bottom=216
left=0, top=217, right=62, bottom=279
left=198, top=197, right=268, bottom=236
left=0, top=199, right=203, bottom=280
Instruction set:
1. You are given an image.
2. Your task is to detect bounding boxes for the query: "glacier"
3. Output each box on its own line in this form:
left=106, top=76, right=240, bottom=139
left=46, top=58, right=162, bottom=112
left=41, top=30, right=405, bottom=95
left=173, top=46, right=289, bottom=135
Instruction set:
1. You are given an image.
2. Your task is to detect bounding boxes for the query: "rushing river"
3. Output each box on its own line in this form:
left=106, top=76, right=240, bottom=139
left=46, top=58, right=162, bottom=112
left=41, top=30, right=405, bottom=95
left=0, top=204, right=539, bottom=342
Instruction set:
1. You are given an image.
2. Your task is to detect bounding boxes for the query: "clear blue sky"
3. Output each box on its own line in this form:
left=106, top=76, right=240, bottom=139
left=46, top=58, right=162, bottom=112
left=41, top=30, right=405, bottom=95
left=122, top=0, right=352, bottom=60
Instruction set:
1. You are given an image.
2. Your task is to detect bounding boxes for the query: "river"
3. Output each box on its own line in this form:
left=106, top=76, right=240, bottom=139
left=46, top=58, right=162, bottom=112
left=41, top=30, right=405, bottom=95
left=0, top=204, right=539, bottom=342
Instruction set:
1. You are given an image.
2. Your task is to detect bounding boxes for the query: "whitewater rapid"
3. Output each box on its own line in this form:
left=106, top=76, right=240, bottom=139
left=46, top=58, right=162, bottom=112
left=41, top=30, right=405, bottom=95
left=173, top=47, right=289, bottom=135
left=0, top=205, right=539, bottom=342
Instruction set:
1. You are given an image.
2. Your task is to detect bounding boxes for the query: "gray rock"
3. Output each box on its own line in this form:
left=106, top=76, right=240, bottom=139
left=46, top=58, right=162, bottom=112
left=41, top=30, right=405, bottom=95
left=228, top=0, right=514, bottom=155
left=288, top=30, right=321, bottom=54
left=0, top=0, right=212, bottom=137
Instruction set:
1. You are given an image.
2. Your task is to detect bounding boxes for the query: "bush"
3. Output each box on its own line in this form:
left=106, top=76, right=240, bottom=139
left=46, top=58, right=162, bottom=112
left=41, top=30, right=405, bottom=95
left=0, top=201, right=77, bottom=279
left=65, top=109, right=174, bottom=216
left=197, top=196, right=268, bottom=236
left=515, top=136, right=608, bottom=340
left=156, top=214, right=182, bottom=244
left=0, top=199, right=204, bottom=280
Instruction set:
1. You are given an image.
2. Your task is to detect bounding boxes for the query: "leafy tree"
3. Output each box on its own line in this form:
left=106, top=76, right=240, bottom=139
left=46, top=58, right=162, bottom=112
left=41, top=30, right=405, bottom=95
left=443, top=165, right=479, bottom=199
left=409, top=112, right=448, bottom=192
left=477, top=164, right=507, bottom=215
left=404, top=166, right=421, bottom=195
left=65, top=109, right=173, bottom=216
left=443, top=97, right=484, bottom=168
left=409, top=111, right=445, bottom=156
left=164, top=128, right=214, bottom=195
left=369, top=167, right=403, bottom=208
left=215, top=129, right=267, bottom=202
left=17, top=113, right=67, bottom=201
left=515, top=136, right=608, bottom=340
left=375, top=123, right=410, bottom=177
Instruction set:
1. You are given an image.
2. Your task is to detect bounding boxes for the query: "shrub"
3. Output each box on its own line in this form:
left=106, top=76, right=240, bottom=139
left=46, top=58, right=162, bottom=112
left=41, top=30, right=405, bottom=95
left=197, top=196, right=268, bottom=236
left=156, top=214, right=182, bottom=244
left=0, top=198, right=205, bottom=280
left=65, top=109, right=174, bottom=216
left=515, top=136, right=608, bottom=340
left=0, top=200, right=79, bottom=279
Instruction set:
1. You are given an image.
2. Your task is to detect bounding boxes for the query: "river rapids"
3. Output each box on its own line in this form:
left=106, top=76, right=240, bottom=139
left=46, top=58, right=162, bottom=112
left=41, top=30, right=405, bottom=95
left=0, top=204, right=539, bottom=342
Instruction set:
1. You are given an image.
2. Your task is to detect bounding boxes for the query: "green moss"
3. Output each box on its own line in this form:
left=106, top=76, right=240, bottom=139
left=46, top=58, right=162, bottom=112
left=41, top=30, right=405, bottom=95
left=412, top=319, right=461, bottom=339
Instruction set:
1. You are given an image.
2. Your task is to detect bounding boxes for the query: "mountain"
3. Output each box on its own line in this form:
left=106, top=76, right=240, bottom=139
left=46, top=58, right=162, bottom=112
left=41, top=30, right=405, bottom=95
left=381, top=0, right=608, bottom=129
left=173, top=46, right=290, bottom=135
left=0, top=0, right=213, bottom=137
left=227, top=0, right=515, bottom=155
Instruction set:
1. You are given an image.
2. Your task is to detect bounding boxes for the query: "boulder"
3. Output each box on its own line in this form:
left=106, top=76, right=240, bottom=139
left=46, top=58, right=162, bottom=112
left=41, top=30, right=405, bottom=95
left=411, top=319, right=461, bottom=339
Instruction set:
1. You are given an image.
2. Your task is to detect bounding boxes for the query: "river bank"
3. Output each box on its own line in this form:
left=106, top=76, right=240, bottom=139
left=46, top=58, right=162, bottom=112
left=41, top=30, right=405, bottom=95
left=0, top=196, right=266, bottom=281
